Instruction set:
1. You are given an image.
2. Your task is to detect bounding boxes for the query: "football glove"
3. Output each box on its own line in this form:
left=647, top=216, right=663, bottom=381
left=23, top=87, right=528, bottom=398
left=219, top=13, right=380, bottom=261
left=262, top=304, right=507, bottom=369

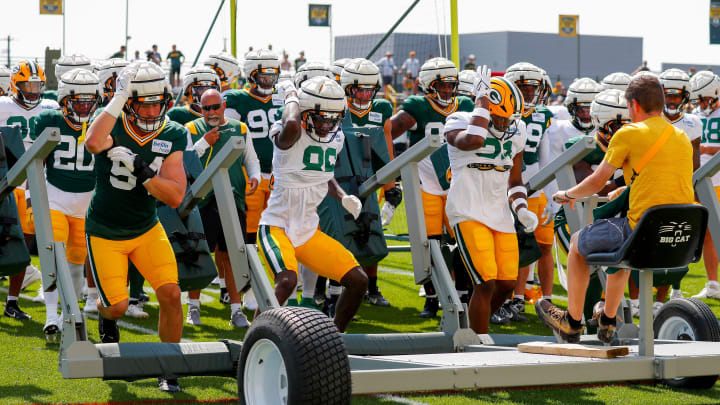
left=384, top=186, right=403, bottom=208
left=540, top=200, right=560, bottom=226
left=107, top=146, right=156, bottom=185
left=474, top=65, right=492, bottom=99
left=517, top=207, right=539, bottom=233
left=381, top=202, right=395, bottom=227
left=341, top=194, right=362, bottom=220
left=275, top=80, right=297, bottom=101
left=104, top=66, right=137, bottom=118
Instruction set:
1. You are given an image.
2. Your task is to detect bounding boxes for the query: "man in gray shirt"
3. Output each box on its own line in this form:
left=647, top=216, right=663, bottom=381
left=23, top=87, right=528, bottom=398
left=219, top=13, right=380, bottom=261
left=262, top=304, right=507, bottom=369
left=376, top=51, right=397, bottom=87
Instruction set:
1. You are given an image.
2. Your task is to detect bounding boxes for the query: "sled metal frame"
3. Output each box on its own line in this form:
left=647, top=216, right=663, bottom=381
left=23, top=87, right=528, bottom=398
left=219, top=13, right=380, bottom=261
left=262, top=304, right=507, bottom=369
left=346, top=135, right=720, bottom=394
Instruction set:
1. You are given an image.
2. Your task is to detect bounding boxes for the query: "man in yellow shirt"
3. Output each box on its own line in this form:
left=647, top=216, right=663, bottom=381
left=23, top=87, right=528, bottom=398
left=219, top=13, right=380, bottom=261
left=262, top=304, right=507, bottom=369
left=536, top=75, right=694, bottom=344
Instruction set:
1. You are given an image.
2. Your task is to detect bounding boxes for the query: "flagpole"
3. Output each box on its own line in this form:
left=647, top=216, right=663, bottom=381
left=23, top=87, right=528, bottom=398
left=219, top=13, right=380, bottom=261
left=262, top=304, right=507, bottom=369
left=62, top=0, right=66, bottom=54
left=576, top=16, right=580, bottom=79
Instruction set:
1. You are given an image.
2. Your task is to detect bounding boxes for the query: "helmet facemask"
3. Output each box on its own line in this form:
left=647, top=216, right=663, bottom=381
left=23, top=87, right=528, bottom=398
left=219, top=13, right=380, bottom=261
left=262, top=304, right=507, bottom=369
left=303, top=110, right=344, bottom=143
left=428, top=78, right=458, bottom=106
left=15, top=80, right=45, bottom=109
left=570, top=103, right=594, bottom=130
left=516, top=80, right=541, bottom=113
left=62, top=93, right=100, bottom=124
left=596, top=116, right=629, bottom=152
left=126, top=94, right=170, bottom=132
left=188, top=80, right=220, bottom=111
left=251, top=67, right=279, bottom=95
left=664, top=90, right=689, bottom=117
left=488, top=114, right=518, bottom=141
left=696, top=96, right=720, bottom=116
left=348, top=85, right=378, bottom=110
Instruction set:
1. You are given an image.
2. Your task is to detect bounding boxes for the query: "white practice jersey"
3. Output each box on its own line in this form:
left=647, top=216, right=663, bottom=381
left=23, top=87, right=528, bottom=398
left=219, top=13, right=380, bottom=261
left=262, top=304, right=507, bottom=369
left=259, top=122, right=345, bottom=246
left=546, top=119, right=596, bottom=162
left=444, top=111, right=526, bottom=233
left=666, top=113, right=702, bottom=142
left=547, top=105, right=570, bottom=121
left=0, top=96, right=58, bottom=140
left=696, top=107, right=720, bottom=186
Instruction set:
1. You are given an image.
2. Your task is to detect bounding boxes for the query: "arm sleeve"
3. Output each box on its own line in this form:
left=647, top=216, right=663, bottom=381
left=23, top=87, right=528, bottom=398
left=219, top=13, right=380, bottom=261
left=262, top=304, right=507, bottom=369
left=243, top=135, right=262, bottom=181
left=225, top=107, right=241, bottom=121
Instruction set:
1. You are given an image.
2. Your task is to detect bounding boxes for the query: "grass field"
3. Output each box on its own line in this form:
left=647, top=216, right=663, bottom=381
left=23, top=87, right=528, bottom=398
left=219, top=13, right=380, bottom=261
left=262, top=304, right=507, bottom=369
left=3, top=204, right=720, bottom=404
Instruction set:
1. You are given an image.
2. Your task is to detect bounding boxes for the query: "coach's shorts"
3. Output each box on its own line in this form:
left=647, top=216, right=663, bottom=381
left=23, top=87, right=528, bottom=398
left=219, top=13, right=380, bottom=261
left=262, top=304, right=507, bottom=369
left=453, top=221, right=519, bottom=284
left=258, top=225, right=359, bottom=282
left=87, top=222, right=177, bottom=306
left=199, top=196, right=247, bottom=252
left=527, top=194, right=554, bottom=245
left=577, top=217, right=632, bottom=263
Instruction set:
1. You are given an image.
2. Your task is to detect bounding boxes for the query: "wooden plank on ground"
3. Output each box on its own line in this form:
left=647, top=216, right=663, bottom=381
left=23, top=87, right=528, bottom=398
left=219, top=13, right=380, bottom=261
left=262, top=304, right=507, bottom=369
left=517, top=341, right=629, bottom=358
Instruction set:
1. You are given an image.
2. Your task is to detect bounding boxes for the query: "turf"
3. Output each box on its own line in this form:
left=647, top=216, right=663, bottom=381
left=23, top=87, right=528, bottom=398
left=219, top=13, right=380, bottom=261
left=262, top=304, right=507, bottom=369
left=2, top=234, right=720, bottom=403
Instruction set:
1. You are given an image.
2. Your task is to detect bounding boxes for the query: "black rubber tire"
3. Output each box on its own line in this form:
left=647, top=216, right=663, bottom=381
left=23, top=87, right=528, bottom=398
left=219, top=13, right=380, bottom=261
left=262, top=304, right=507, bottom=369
left=654, top=297, right=720, bottom=389
left=238, top=306, right=351, bottom=404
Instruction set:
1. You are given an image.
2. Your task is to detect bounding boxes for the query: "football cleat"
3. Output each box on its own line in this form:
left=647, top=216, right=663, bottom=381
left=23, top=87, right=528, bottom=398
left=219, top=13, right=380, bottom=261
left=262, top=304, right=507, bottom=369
left=125, top=304, right=149, bottom=319
left=21, top=265, right=42, bottom=290
left=219, top=288, right=230, bottom=304
left=419, top=297, right=439, bottom=319
left=692, top=282, right=720, bottom=299
left=366, top=290, right=391, bottom=307
left=243, top=289, right=258, bottom=311
left=43, top=322, right=60, bottom=344
left=490, top=307, right=511, bottom=325
left=98, top=316, right=120, bottom=343
left=186, top=305, right=202, bottom=326
left=84, top=294, right=99, bottom=313
left=4, top=301, right=30, bottom=320
left=230, top=309, right=251, bottom=328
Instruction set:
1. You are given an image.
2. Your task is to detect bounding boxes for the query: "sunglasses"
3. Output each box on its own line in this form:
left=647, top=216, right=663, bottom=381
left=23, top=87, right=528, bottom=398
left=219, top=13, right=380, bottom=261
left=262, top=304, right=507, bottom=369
left=202, top=103, right=223, bottom=111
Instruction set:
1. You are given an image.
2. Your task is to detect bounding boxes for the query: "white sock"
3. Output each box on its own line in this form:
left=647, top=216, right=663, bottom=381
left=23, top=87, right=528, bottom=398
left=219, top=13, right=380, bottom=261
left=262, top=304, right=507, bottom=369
left=527, top=269, right=535, bottom=282
left=514, top=294, right=524, bottom=300
left=68, top=262, right=84, bottom=298
left=328, top=285, right=342, bottom=296
left=189, top=299, right=200, bottom=308
left=709, top=280, right=720, bottom=288
left=231, top=303, right=242, bottom=313
left=87, top=287, right=97, bottom=298
left=45, top=289, right=59, bottom=322
left=299, top=265, right=318, bottom=299
left=7, top=295, right=17, bottom=302
left=219, top=278, right=226, bottom=288
left=542, top=295, right=552, bottom=300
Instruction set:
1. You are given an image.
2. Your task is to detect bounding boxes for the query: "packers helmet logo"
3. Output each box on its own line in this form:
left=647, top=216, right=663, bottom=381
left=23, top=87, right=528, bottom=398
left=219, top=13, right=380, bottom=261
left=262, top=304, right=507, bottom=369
left=489, top=88, right=502, bottom=105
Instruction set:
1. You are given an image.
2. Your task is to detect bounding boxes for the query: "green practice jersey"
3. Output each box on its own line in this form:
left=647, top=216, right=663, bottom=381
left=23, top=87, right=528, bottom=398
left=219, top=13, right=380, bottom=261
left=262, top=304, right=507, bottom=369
left=31, top=110, right=95, bottom=193
left=521, top=105, right=553, bottom=166
left=348, top=99, right=393, bottom=127
left=186, top=118, right=248, bottom=210
left=167, top=105, right=203, bottom=126
left=401, top=95, right=474, bottom=190
left=224, top=89, right=283, bottom=174
left=85, top=115, right=188, bottom=240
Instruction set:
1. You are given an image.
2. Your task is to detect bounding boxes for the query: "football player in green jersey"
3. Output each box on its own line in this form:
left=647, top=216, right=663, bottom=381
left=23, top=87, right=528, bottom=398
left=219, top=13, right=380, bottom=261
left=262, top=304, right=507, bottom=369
left=504, top=62, right=557, bottom=316
left=185, top=89, right=261, bottom=328
left=85, top=61, right=187, bottom=393
left=167, top=66, right=221, bottom=125
left=388, top=57, right=475, bottom=318
left=28, top=68, right=101, bottom=342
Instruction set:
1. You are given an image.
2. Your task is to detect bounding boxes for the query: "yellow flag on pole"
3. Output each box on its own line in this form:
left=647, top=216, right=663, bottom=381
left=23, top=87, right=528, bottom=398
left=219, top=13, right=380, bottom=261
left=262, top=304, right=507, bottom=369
left=39, top=0, right=63, bottom=15
left=558, top=15, right=578, bottom=37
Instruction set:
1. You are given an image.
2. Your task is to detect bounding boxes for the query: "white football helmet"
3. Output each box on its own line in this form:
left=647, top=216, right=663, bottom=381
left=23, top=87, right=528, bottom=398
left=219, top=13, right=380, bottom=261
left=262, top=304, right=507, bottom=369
left=659, top=68, right=691, bottom=116
left=0, top=66, right=11, bottom=97
left=457, top=69, right=478, bottom=100
left=294, top=61, right=333, bottom=89
left=243, top=49, right=280, bottom=95
left=590, top=89, right=630, bottom=151
left=122, top=62, right=172, bottom=132
left=204, top=52, right=241, bottom=88
left=601, top=72, right=631, bottom=92
left=418, top=57, right=458, bottom=107
left=564, top=78, right=601, bottom=130
left=504, top=62, right=544, bottom=114
left=340, top=58, right=381, bottom=110
left=331, top=58, right=351, bottom=83
left=96, top=58, right=130, bottom=103
left=298, top=76, right=346, bottom=142
left=55, top=54, right=93, bottom=79
left=690, top=71, right=720, bottom=115
left=57, top=68, right=102, bottom=124
left=181, top=66, right=221, bottom=110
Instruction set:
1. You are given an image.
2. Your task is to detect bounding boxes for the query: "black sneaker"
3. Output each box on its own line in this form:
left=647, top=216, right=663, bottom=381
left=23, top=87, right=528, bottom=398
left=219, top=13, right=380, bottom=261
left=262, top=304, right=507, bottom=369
left=366, top=290, right=391, bottom=307
left=535, top=299, right=584, bottom=343
left=219, top=288, right=230, bottom=305
left=313, top=290, right=327, bottom=307
left=98, top=316, right=120, bottom=343
left=419, top=297, right=439, bottom=318
left=510, top=297, right=526, bottom=314
left=158, top=377, right=181, bottom=393
left=490, top=307, right=511, bottom=325
left=4, top=300, right=30, bottom=320
left=139, top=292, right=150, bottom=303
left=503, top=300, right=529, bottom=322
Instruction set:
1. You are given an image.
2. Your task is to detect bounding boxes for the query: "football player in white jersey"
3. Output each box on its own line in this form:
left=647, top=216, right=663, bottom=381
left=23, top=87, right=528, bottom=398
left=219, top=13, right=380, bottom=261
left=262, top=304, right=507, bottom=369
left=689, top=71, right=720, bottom=299
left=600, top=72, right=632, bottom=92
left=444, top=71, right=537, bottom=333
left=203, top=52, right=241, bottom=94
left=546, top=78, right=601, bottom=162
left=0, top=60, right=58, bottom=320
left=257, top=76, right=367, bottom=332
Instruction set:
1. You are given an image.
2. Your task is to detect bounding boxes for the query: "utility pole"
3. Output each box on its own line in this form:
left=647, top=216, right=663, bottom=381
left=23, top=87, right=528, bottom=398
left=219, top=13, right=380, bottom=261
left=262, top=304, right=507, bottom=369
left=125, top=0, right=130, bottom=59
left=6, top=35, right=13, bottom=68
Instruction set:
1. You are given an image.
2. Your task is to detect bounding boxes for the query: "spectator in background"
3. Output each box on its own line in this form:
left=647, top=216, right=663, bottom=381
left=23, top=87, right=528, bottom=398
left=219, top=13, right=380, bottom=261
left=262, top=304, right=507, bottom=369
left=463, top=54, right=476, bottom=71
left=400, top=51, right=420, bottom=95
left=294, top=51, right=307, bottom=71
left=166, top=45, right=185, bottom=88
left=689, top=67, right=697, bottom=77
left=149, top=44, right=162, bottom=65
left=632, top=60, right=650, bottom=75
left=133, top=50, right=142, bottom=62
left=110, top=45, right=126, bottom=59
left=376, top=51, right=396, bottom=88
left=280, top=53, right=292, bottom=72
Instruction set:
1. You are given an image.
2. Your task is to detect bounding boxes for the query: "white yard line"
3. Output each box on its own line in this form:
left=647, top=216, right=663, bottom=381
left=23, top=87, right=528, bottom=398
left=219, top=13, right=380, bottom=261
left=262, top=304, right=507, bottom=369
left=375, top=394, right=429, bottom=405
